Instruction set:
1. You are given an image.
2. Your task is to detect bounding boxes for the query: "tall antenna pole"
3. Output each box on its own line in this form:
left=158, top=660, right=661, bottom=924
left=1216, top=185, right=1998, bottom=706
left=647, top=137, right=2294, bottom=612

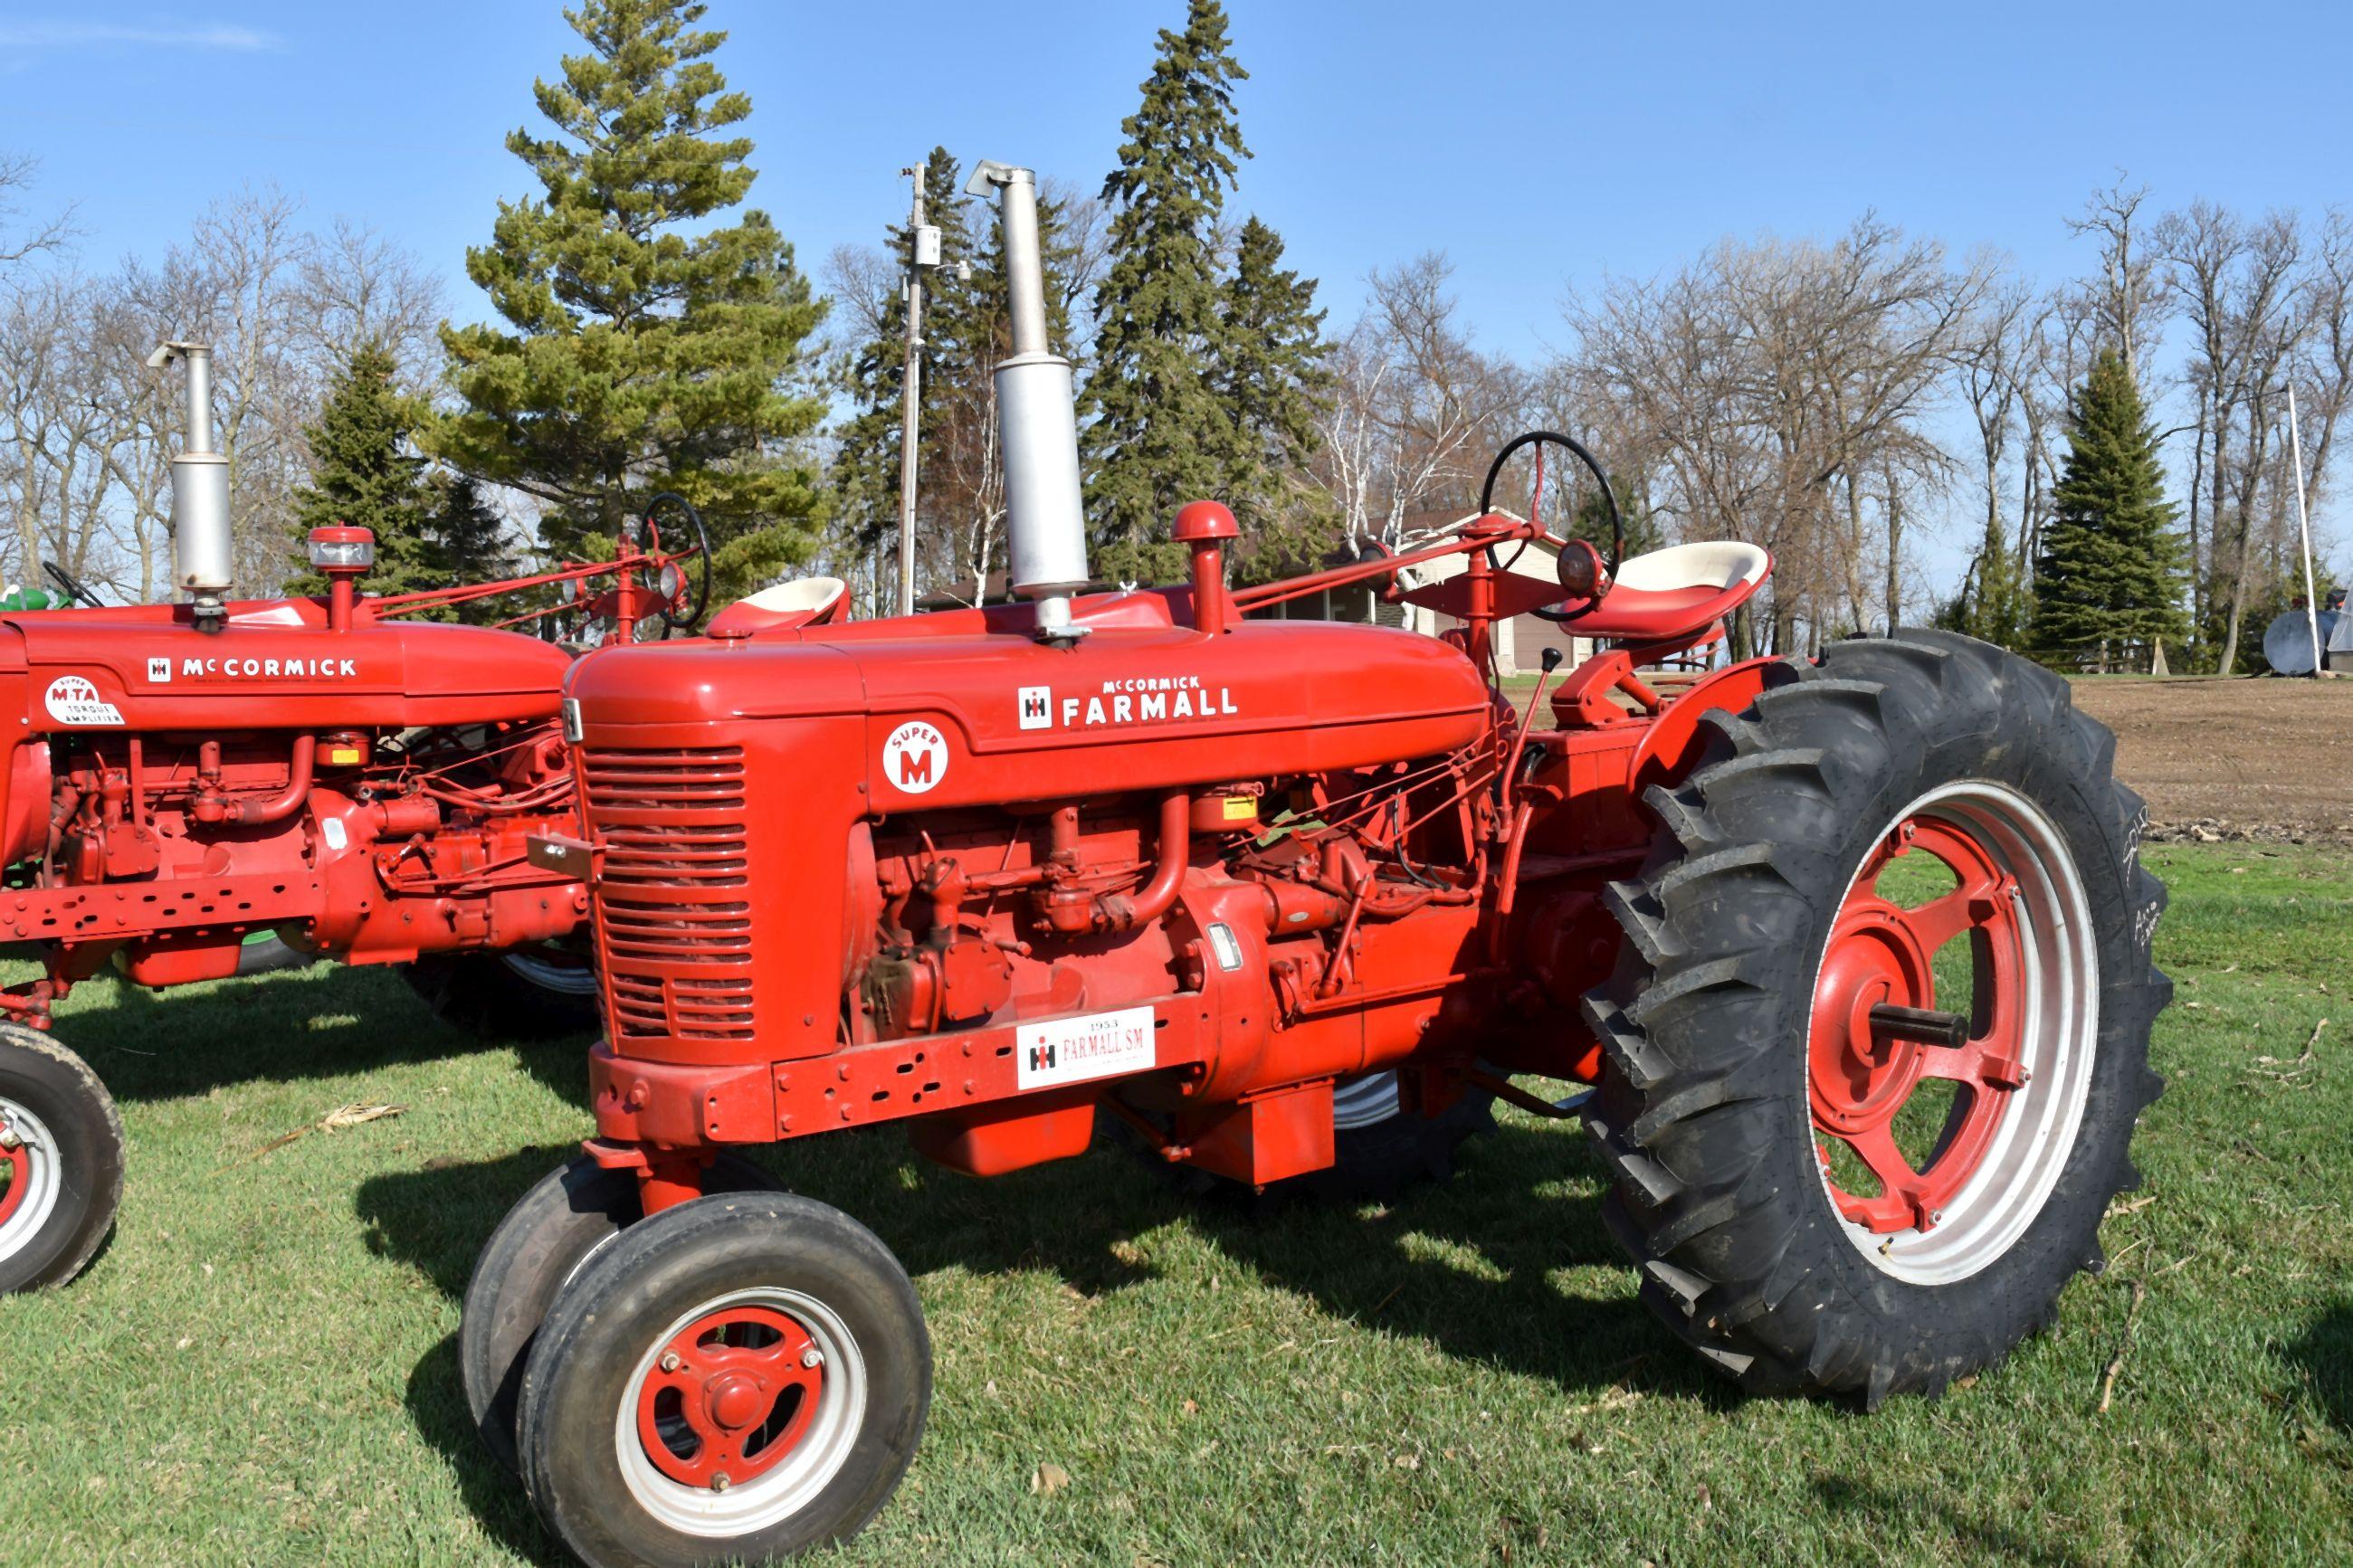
left=2289, top=384, right=2322, bottom=676
left=895, top=164, right=931, bottom=618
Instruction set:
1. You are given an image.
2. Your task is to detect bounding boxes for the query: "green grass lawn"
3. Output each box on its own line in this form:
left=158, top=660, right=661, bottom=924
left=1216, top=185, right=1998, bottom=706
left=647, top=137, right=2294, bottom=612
left=5, top=841, right=2352, bottom=1565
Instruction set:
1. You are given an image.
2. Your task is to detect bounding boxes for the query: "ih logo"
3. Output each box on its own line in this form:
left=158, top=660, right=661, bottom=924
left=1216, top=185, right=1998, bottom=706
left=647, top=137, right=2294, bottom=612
left=1027, top=1041, right=1056, bottom=1074
left=1017, top=685, right=1052, bottom=730
left=881, top=720, right=948, bottom=795
left=147, top=657, right=171, bottom=683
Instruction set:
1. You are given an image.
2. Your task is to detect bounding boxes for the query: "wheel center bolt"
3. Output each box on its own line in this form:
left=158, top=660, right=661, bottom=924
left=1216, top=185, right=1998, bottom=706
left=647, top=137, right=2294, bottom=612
left=706, top=1373, right=766, bottom=1431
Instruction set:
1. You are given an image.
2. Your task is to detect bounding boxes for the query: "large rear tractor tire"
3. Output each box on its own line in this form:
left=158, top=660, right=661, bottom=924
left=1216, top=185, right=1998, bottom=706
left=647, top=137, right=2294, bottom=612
left=462, top=1151, right=786, bottom=1474
left=517, top=1193, right=930, bottom=1567
left=405, top=946, right=600, bottom=1041
left=1584, top=630, right=2169, bottom=1405
left=0, top=1024, right=125, bottom=1294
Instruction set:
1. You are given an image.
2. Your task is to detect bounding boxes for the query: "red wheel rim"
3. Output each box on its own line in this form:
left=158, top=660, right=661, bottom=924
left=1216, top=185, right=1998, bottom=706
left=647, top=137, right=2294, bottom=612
left=0, top=1140, right=27, bottom=1230
left=634, top=1304, right=826, bottom=1490
left=1809, top=813, right=2029, bottom=1236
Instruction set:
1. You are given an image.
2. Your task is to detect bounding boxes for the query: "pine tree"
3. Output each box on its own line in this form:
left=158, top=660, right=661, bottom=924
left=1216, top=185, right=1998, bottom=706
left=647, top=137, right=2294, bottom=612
left=288, top=341, right=439, bottom=599
left=426, top=475, right=518, bottom=623
left=1213, top=215, right=1331, bottom=575
left=1082, top=0, right=1253, bottom=584
left=433, top=0, right=827, bottom=611
left=2028, top=350, right=2187, bottom=670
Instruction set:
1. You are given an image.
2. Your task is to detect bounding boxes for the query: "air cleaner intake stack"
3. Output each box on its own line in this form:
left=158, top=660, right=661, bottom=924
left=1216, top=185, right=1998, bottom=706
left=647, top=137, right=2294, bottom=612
left=148, top=340, right=233, bottom=629
left=967, top=161, right=1089, bottom=641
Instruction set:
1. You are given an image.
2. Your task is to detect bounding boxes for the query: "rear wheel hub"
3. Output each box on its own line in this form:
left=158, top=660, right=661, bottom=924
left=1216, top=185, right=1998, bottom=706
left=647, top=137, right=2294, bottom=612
left=1806, top=787, right=2086, bottom=1277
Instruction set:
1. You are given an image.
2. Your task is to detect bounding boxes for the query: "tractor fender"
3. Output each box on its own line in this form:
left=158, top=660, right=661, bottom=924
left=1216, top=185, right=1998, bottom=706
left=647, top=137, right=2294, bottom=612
left=1627, top=656, right=1777, bottom=799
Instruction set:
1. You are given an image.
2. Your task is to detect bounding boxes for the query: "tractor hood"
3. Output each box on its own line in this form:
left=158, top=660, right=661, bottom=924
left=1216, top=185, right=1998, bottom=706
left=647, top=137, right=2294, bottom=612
left=0, top=597, right=573, bottom=735
left=564, top=592, right=1493, bottom=810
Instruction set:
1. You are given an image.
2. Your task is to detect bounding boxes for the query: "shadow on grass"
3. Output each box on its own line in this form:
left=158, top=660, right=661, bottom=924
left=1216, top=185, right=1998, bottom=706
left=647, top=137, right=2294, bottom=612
left=2286, top=1297, right=2353, bottom=1436
left=405, top=1330, right=568, bottom=1565
left=39, top=960, right=595, bottom=1106
left=353, top=1112, right=1696, bottom=1540
left=1812, top=1476, right=2093, bottom=1568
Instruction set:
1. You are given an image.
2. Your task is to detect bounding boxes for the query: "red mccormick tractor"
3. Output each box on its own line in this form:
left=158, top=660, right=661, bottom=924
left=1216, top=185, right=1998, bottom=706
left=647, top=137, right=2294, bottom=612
left=0, top=341, right=710, bottom=1294
left=466, top=164, right=2169, bottom=1567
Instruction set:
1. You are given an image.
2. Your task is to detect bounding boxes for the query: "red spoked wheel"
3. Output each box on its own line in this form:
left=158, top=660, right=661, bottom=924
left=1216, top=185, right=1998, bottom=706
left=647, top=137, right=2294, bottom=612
left=612, top=1285, right=869, bottom=1539
left=636, top=1304, right=827, bottom=1494
left=0, top=1095, right=62, bottom=1264
left=0, top=1131, right=31, bottom=1230
left=1806, top=782, right=2099, bottom=1286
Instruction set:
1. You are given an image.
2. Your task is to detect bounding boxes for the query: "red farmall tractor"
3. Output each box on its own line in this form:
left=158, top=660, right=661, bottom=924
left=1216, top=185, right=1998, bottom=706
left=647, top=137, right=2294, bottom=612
left=462, top=165, right=2171, bottom=1567
left=0, top=341, right=710, bottom=1294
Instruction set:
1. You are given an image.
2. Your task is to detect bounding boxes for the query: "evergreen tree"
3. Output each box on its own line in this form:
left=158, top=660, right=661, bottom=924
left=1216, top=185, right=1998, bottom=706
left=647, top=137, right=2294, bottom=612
left=433, top=0, right=827, bottom=611
left=1082, top=0, right=1253, bottom=584
left=1213, top=215, right=1332, bottom=575
left=2028, top=350, right=2187, bottom=670
left=427, top=475, right=519, bottom=623
left=1565, top=474, right=1662, bottom=565
left=288, top=340, right=439, bottom=599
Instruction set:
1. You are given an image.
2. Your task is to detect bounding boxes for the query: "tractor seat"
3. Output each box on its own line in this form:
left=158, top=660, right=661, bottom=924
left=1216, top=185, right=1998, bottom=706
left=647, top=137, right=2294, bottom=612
left=1567, top=541, right=1770, bottom=644
left=707, top=575, right=849, bottom=638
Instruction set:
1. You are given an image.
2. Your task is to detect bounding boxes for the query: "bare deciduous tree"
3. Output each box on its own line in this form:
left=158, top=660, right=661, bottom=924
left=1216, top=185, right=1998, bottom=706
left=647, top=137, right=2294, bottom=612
left=1311, top=253, right=1528, bottom=552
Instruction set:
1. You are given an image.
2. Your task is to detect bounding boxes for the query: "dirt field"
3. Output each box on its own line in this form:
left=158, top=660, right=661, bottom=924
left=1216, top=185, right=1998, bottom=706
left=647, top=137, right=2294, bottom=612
left=2071, top=676, right=2353, bottom=841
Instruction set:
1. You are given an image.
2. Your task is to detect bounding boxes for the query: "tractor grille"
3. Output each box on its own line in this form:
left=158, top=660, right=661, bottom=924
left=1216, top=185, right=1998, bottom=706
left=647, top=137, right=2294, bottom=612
left=580, top=746, right=754, bottom=1041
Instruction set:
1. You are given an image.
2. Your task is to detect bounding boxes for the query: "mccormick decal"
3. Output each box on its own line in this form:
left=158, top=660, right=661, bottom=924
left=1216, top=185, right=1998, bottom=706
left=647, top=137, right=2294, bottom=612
left=1015, top=674, right=1239, bottom=732
left=175, top=656, right=361, bottom=680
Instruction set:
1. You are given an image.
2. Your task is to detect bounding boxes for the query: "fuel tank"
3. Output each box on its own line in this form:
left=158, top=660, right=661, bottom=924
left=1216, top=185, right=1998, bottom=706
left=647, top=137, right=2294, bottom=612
left=0, top=595, right=573, bottom=736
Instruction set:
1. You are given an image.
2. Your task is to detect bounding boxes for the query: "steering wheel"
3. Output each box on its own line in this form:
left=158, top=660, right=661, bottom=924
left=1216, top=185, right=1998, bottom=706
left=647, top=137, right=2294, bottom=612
left=641, top=491, right=712, bottom=632
left=1475, top=431, right=1624, bottom=622
left=42, top=560, right=103, bottom=609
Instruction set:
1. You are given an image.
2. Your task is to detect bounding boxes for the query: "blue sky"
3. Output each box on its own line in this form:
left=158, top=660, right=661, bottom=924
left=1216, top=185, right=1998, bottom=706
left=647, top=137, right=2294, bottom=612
left=3, top=1, right=2348, bottom=576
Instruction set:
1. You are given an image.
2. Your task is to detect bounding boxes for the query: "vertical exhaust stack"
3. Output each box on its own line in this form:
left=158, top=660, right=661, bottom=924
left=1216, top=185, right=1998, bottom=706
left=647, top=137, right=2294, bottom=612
left=967, top=162, right=1090, bottom=641
left=148, top=340, right=233, bottom=629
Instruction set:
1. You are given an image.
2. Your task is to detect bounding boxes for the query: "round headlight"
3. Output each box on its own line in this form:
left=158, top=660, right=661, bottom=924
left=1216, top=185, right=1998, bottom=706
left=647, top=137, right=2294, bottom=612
left=658, top=563, right=684, bottom=603
left=557, top=575, right=579, bottom=606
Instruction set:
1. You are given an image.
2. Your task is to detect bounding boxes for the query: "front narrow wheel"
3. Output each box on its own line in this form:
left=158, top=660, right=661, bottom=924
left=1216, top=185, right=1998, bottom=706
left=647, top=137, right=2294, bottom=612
left=1584, top=631, right=2169, bottom=1404
left=0, top=1024, right=124, bottom=1293
left=462, top=1151, right=786, bottom=1474
left=518, top=1193, right=930, bottom=1566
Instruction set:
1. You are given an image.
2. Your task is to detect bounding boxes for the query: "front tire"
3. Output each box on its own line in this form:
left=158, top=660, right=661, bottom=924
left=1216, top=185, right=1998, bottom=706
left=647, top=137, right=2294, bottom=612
left=1584, top=631, right=2168, bottom=1404
left=462, top=1151, right=786, bottom=1474
left=0, top=1024, right=125, bottom=1293
left=518, top=1193, right=930, bottom=1566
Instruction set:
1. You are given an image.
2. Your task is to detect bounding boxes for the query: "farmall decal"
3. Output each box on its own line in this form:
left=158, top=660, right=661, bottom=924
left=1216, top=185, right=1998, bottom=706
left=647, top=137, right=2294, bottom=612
left=1015, top=1005, right=1155, bottom=1090
left=881, top=719, right=948, bottom=794
left=176, top=656, right=359, bottom=680
left=43, top=675, right=123, bottom=727
left=1018, top=674, right=1239, bottom=732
